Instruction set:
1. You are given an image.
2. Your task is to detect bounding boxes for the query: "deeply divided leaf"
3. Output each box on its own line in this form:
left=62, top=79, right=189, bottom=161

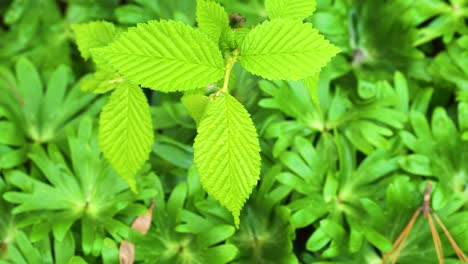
left=97, top=20, right=225, bottom=91
left=193, top=94, right=261, bottom=227
left=99, top=83, right=153, bottom=191
left=71, top=21, right=116, bottom=60
left=196, top=0, right=229, bottom=42
left=240, top=19, right=340, bottom=80
left=265, top=0, right=316, bottom=20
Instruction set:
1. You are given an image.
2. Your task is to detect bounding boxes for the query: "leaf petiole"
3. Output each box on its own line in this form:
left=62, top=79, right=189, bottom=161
left=219, top=49, right=239, bottom=95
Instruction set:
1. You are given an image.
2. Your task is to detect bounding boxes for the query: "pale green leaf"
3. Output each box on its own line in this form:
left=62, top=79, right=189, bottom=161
left=181, top=94, right=210, bottom=126
left=196, top=0, right=229, bottom=42
left=71, top=21, right=116, bottom=60
left=80, top=70, right=124, bottom=94
left=99, top=83, right=153, bottom=191
left=265, top=0, right=316, bottom=20
left=240, top=19, right=340, bottom=80
left=193, top=93, right=261, bottom=227
left=98, top=20, right=225, bottom=92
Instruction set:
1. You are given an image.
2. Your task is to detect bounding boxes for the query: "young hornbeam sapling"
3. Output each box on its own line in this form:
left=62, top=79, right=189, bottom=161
left=382, top=183, right=468, bottom=264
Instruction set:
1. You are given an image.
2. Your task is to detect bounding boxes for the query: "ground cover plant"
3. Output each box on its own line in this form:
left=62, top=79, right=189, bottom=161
left=0, top=0, right=467, bottom=263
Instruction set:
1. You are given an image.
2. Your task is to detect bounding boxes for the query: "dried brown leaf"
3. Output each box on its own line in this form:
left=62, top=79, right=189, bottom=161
left=131, top=202, right=154, bottom=235
left=119, top=201, right=154, bottom=264
left=119, top=241, right=135, bottom=264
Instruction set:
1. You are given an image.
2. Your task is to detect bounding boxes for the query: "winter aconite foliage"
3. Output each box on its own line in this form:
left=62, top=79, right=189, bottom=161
left=0, top=0, right=467, bottom=263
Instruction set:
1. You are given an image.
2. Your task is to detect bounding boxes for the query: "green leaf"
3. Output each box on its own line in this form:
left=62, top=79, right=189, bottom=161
left=306, top=227, right=330, bottom=251
left=0, top=147, right=27, bottom=169
left=101, top=238, right=119, bottom=264
left=99, top=83, right=153, bottom=191
left=54, top=232, right=75, bottom=264
left=239, top=19, right=339, bottom=80
left=79, top=70, right=124, bottom=94
left=98, top=20, right=225, bottom=91
left=68, top=256, right=88, bottom=264
left=181, top=94, right=210, bottom=126
left=304, top=72, right=321, bottom=114
left=363, top=227, right=392, bottom=252
left=196, top=0, right=229, bottom=42
left=193, top=93, right=261, bottom=227
left=265, top=0, right=316, bottom=20
left=16, top=57, right=43, bottom=116
left=71, top=21, right=116, bottom=60
left=12, top=232, right=42, bottom=264
left=399, top=154, right=433, bottom=176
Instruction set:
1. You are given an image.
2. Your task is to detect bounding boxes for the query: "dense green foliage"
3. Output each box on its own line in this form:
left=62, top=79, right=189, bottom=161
left=0, top=0, right=467, bottom=263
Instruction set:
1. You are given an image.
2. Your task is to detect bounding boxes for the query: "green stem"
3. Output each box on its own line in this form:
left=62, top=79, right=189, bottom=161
left=219, top=49, right=239, bottom=94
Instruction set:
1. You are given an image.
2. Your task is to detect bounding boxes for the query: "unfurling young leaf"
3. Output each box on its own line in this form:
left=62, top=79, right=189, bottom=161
left=265, top=0, right=317, bottom=21
left=71, top=21, right=117, bottom=60
left=97, top=20, right=225, bottom=91
left=196, top=0, right=230, bottom=42
left=193, top=93, right=261, bottom=227
left=99, top=83, right=153, bottom=191
left=239, top=19, right=340, bottom=80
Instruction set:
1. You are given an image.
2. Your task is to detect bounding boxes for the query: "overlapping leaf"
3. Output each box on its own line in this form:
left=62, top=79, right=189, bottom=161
left=240, top=19, right=339, bottom=80
left=80, top=70, right=124, bottom=94
left=99, top=83, right=153, bottom=191
left=193, top=94, right=261, bottom=227
left=265, top=0, right=316, bottom=20
left=181, top=94, right=210, bottom=126
left=71, top=21, right=116, bottom=60
left=97, top=20, right=225, bottom=91
left=196, top=0, right=229, bottom=42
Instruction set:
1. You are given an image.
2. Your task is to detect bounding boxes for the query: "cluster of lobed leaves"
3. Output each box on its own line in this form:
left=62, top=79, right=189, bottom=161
left=0, top=0, right=467, bottom=263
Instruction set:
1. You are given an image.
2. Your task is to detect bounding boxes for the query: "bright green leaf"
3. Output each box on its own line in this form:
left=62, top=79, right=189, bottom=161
left=99, top=83, right=153, bottom=191
left=71, top=21, right=116, bottom=60
left=265, top=0, right=316, bottom=20
left=193, top=93, right=261, bottom=227
left=196, top=0, right=229, bottom=42
left=98, top=20, right=225, bottom=91
left=240, top=19, right=339, bottom=80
